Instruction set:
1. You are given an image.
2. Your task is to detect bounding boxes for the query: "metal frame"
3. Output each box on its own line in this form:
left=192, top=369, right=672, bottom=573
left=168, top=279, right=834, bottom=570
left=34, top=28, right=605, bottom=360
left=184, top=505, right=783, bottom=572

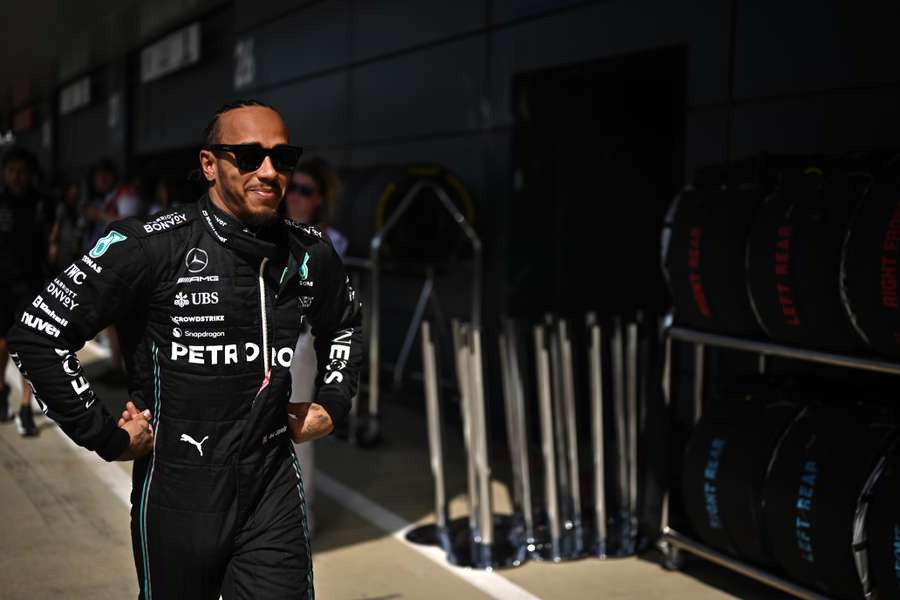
left=363, top=180, right=482, bottom=438
left=657, top=324, right=900, bottom=600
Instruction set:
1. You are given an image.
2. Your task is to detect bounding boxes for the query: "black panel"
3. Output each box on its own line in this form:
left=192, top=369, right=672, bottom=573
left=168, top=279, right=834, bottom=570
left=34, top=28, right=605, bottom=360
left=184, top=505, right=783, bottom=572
left=508, top=46, right=686, bottom=319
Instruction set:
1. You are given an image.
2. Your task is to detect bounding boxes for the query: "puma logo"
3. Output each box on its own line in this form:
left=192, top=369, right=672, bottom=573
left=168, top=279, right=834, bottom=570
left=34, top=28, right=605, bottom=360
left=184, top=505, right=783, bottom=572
left=179, top=433, right=210, bottom=456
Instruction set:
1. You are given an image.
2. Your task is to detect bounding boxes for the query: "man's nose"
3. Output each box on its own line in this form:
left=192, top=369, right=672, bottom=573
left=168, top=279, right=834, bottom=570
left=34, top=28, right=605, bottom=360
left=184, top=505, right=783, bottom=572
left=256, top=155, right=278, bottom=180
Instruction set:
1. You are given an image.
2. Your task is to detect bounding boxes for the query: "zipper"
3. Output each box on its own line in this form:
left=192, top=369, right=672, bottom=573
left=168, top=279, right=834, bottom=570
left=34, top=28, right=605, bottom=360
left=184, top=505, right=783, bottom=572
left=258, top=257, right=269, bottom=376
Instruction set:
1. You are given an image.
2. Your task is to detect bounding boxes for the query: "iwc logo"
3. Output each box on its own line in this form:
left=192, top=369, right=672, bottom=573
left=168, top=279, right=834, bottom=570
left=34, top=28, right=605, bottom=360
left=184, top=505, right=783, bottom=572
left=185, top=248, right=209, bottom=273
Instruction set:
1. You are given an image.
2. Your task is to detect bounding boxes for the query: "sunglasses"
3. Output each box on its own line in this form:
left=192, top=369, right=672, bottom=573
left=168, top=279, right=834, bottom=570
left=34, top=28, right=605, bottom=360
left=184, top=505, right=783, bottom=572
left=205, top=143, right=303, bottom=172
left=287, top=183, right=319, bottom=197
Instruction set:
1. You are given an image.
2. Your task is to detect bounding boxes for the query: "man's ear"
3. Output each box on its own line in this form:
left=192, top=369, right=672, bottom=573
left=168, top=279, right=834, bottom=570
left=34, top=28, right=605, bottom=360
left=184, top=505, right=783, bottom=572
left=199, top=149, right=217, bottom=184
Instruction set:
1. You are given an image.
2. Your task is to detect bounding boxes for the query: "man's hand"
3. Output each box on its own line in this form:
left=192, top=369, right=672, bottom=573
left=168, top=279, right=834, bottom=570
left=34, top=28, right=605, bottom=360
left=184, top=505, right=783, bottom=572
left=287, top=402, right=333, bottom=443
left=117, top=400, right=152, bottom=427
left=116, top=401, right=155, bottom=461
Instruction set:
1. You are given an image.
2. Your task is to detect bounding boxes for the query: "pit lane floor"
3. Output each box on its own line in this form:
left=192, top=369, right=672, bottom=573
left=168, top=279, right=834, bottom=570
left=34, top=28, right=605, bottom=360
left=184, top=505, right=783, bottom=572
left=0, top=350, right=788, bottom=599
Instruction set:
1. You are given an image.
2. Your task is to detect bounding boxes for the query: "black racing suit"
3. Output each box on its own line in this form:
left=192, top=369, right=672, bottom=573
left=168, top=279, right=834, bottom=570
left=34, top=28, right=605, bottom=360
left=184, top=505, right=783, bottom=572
left=7, top=195, right=363, bottom=599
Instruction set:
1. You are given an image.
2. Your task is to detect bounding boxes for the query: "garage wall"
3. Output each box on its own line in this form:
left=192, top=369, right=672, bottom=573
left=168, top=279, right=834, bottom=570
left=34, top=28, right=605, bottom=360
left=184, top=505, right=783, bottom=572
left=40, top=0, right=900, bottom=323
left=38, top=1, right=900, bottom=203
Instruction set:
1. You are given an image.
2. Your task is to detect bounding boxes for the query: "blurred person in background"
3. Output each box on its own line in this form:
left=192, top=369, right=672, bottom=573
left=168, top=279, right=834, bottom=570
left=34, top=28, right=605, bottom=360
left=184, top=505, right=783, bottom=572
left=147, top=175, right=178, bottom=215
left=284, top=157, right=348, bottom=536
left=285, top=157, right=348, bottom=255
left=48, top=179, right=87, bottom=272
left=84, top=161, right=142, bottom=382
left=0, top=146, right=50, bottom=436
left=83, top=159, right=119, bottom=250
left=107, top=171, right=143, bottom=219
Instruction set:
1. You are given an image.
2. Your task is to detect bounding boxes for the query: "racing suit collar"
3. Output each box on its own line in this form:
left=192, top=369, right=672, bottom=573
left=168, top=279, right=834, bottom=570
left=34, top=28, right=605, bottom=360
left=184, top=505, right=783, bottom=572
left=199, top=194, right=284, bottom=261
left=199, top=194, right=247, bottom=239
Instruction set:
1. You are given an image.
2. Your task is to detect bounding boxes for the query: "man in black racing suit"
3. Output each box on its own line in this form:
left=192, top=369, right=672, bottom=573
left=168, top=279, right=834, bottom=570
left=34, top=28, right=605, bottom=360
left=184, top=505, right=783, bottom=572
left=6, top=100, right=362, bottom=599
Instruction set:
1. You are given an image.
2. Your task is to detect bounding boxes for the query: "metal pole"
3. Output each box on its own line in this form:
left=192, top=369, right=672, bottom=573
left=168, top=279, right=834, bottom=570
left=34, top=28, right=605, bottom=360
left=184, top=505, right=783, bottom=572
left=349, top=271, right=363, bottom=423
left=547, top=316, right=571, bottom=523
left=534, top=324, right=561, bottom=561
left=693, top=343, right=705, bottom=424
left=558, top=319, right=583, bottom=549
left=368, top=242, right=381, bottom=418
left=392, top=267, right=435, bottom=388
left=668, top=325, right=900, bottom=376
left=421, top=321, right=449, bottom=538
left=469, top=326, right=493, bottom=554
left=433, top=187, right=482, bottom=331
left=505, top=319, right=534, bottom=545
left=587, top=313, right=607, bottom=557
left=499, top=330, right=524, bottom=521
left=657, top=315, right=674, bottom=563
left=452, top=320, right=479, bottom=536
left=662, top=335, right=672, bottom=407
left=610, top=317, right=629, bottom=538
left=626, top=322, right=639, bottom=545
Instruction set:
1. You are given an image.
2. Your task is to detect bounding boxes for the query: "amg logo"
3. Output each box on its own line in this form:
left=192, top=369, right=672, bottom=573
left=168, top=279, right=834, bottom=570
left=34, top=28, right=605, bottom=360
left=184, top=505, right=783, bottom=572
left=21, top=312, right=61, bottom=338
left=144, top=213, right=187, bottom=232
left=177, top=275, right=220, bottom=284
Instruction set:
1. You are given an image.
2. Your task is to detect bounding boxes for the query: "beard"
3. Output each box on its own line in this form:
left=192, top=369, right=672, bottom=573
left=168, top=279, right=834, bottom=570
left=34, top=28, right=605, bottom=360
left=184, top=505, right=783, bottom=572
left=217, top=181, right=283, bottom=230
left=239, top=204, right=281, bottom=229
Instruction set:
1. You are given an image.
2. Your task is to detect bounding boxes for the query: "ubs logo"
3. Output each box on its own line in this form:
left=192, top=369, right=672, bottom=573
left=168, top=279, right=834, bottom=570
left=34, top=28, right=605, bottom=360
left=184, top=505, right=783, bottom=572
left=185, top=248, right=209, bottom=273
left=174, top=292, right=219, bottom=307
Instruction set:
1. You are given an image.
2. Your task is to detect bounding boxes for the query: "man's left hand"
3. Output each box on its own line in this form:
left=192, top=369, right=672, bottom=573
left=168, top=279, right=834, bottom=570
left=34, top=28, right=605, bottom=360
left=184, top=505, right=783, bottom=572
left=287, top=402, right=333, bottom=443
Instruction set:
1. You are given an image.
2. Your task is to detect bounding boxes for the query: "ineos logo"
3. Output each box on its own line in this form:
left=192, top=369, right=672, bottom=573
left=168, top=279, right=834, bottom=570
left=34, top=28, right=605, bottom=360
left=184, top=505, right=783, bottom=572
left=54, top=348, right=80, bottom=376
left=185, top=248, right=209, bottom=273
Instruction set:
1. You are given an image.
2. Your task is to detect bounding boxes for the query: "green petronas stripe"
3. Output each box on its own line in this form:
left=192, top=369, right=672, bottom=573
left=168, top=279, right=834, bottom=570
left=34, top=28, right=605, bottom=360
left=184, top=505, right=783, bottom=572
left=138, top=343, right=162, bottom=599
left=292, top=453, right=315, bottom=599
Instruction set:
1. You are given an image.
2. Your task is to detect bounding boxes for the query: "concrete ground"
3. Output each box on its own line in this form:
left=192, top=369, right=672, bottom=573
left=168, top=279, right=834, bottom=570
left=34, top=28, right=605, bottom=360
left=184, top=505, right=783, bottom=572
left=0, top=348, right=789, bottom=599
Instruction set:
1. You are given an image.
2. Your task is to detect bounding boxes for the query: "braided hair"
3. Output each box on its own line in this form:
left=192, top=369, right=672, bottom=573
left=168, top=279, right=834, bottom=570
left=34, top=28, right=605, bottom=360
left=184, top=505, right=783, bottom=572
left=201, top=99, right=279, bottom=146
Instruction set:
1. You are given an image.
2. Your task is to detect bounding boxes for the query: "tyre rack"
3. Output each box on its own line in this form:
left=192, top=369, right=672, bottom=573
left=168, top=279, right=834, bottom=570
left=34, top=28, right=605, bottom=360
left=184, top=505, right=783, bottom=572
left=657, top=325, right=900, bottom=600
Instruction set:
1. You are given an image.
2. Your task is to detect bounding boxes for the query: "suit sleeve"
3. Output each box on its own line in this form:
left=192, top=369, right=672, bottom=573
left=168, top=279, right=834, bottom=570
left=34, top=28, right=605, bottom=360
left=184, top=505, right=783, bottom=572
left=6, top=222, right=149, bottom=461
left=306, top=244, right=363, bottom=430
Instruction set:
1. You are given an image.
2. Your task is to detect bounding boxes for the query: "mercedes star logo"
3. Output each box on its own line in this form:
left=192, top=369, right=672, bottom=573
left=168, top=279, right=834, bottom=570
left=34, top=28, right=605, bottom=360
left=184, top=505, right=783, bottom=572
left=185, top=248, right=209, bottom=273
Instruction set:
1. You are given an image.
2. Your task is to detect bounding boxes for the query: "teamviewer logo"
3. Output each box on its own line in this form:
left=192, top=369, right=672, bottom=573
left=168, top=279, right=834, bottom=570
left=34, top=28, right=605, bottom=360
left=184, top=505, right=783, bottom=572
left=174, top=292, right=190, bottom=308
